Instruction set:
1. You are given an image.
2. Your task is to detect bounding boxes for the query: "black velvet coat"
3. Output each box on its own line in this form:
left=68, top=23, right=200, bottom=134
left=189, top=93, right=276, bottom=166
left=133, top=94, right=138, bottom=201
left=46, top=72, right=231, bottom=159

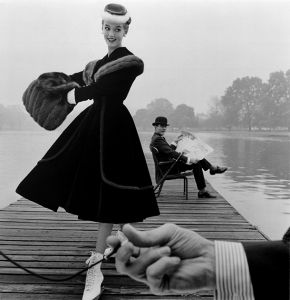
left=16, top=47, right=160, bottom=223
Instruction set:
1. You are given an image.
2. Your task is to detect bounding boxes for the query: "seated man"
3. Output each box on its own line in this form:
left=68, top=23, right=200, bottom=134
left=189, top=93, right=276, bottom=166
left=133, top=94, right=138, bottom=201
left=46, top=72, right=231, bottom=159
left=150, top=116, right=227, bottom=198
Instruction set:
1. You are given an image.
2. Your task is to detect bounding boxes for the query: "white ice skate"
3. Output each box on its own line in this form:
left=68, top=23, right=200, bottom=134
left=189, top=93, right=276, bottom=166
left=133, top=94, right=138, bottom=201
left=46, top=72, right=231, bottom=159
left=82, top=251, right=104, bottom=300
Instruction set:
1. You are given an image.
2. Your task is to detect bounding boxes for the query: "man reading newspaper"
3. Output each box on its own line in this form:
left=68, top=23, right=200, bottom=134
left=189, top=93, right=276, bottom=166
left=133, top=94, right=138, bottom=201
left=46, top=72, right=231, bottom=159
left=150, top=116, right=227, bottom=198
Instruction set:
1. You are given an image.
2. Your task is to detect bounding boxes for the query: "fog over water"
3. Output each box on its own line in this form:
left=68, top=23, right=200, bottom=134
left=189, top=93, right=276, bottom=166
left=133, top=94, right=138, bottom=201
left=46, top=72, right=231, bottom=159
left=1, top=0, right=290, bottom=114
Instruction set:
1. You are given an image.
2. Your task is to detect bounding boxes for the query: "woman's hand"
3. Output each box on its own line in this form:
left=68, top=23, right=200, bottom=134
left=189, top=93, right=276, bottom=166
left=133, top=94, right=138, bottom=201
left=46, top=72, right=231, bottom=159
left=107, top=223, right=216, bottom=295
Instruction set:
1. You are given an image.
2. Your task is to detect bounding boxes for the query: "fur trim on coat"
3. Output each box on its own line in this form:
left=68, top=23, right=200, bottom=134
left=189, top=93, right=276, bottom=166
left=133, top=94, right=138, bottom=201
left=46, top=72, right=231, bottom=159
left=83, top=54, right=144, bottom=86
left=23, top=55, right=143, bottom=131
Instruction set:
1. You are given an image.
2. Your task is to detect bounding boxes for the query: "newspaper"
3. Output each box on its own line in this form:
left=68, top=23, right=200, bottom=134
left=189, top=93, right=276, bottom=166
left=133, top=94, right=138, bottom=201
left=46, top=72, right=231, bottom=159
left=175, top=131, right=214, bottom=161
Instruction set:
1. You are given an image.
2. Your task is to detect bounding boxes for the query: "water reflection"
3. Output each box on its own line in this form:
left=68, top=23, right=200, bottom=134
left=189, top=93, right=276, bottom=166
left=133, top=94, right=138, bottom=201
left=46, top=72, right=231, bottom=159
left=203, top=133, right=290, bottom=201
left=197, top=132, right=290, bottom=239
left=139, top=131, right=290, bottom=239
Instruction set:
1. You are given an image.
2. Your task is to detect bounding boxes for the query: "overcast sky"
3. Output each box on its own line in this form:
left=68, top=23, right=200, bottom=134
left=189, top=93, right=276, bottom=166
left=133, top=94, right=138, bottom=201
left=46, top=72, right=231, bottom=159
left=0, top=0, right=290, bottom=114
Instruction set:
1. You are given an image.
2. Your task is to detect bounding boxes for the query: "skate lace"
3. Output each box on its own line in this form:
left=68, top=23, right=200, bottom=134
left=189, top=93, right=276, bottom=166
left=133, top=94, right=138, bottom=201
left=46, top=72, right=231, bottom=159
left=85, top=251, right=99, bottom=265
left=84, top=252, right=103, bottom=290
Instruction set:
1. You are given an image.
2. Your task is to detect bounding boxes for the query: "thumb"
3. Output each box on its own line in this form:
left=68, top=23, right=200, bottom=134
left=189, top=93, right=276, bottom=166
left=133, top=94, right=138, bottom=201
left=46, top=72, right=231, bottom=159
left=122, top=223, right=176, bottom=248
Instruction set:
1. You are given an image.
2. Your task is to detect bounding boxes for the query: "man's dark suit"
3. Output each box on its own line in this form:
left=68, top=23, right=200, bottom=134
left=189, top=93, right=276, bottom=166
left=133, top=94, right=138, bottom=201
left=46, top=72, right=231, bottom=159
left=242, top=228, right=290, bottom=300
left=150, top=132, right=212, bottom=190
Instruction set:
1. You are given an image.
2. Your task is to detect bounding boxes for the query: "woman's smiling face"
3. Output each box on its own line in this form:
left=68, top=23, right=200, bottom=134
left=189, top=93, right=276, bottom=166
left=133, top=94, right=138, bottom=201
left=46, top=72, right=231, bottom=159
left=102, top=21, right=126, bottom=52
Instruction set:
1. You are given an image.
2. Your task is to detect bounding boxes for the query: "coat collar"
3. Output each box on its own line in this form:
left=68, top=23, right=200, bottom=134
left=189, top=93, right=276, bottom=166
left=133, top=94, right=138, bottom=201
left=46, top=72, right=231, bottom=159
left=154, top=132, right=165, bottom=138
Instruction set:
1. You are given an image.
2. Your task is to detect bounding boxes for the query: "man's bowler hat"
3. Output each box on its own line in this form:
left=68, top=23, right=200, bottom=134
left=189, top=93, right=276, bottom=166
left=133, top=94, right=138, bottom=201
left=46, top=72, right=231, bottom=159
left=152, top=116, right=169, bottom=126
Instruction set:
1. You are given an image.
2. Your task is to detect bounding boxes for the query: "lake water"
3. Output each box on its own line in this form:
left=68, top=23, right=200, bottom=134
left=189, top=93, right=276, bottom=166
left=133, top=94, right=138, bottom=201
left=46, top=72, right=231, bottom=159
left=0, top=130, right=289, bottom=240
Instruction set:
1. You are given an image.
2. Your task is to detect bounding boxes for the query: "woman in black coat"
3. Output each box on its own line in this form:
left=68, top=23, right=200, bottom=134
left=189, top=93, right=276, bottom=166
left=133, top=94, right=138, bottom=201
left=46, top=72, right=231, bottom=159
left=16, top=4, right=159, bottom=299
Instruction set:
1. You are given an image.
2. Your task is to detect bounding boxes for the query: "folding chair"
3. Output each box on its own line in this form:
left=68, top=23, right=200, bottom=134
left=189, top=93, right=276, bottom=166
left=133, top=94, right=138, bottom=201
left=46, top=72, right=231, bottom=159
left=150, top=146, right=193, bottom=199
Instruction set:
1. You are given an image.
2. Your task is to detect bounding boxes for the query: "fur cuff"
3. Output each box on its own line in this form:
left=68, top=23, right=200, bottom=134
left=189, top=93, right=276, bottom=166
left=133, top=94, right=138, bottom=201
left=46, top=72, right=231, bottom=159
left=83, top=55, right=144, bottom=86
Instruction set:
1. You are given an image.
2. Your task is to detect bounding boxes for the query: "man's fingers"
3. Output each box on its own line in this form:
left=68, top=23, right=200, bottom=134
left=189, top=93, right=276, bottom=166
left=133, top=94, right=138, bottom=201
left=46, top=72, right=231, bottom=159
left=126, top=246, right=171, bottom=278
left=146, top=256, right=181, bottom=295
left=115, top=245, right=172, bottom=284
left=115, top=241, right=135, bottom=273
left=122, top=223, right=177, bottom=248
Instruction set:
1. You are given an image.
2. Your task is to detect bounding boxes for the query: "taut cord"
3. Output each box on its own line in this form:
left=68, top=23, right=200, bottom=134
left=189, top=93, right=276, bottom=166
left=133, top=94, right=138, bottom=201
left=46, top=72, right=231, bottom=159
left=0, top=248, right=115, bottom=282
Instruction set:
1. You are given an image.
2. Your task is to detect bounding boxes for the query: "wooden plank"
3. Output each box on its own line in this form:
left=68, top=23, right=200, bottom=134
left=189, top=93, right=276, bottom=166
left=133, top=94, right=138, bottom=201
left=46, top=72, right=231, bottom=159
left=0, top=223, right=255, bottom=230
left=0, top=156, right=267, bottom=299
left=0, top=293, right=213, bottom=300
left=0, top=231, right=264, bottom=240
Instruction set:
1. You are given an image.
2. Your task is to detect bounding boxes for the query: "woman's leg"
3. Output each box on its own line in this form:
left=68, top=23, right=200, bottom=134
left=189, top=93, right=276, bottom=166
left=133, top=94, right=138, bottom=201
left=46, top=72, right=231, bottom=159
left=83, top=222, right=113, bottom=299
left=96, top=222, right=114, bottom=253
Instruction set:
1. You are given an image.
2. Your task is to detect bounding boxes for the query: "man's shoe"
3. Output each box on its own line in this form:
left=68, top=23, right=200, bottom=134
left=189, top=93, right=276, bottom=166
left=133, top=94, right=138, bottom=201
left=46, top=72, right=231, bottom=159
left=210, top=166, right=227, bottom=175
left=198, top=191, right=216, bottom=198
left=82, top=251, right=104, bottom=300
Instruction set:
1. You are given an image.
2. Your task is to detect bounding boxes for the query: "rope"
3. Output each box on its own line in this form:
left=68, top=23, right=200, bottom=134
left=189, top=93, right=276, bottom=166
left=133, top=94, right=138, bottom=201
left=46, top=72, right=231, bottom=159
left=0, top=248, right=114, bottom=282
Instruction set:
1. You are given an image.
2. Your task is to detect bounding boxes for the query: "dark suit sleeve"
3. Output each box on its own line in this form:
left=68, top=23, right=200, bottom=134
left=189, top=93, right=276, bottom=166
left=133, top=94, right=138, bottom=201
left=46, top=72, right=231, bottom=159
left=242, top=237, right=289, bottom=300
left=152, top=136, right=188, bottom=163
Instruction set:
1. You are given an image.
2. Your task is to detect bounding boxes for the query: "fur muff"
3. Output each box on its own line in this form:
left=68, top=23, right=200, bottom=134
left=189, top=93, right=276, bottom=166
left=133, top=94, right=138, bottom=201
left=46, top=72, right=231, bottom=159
left=82, top=55, right=144, bottom=86
left=22, top=72, right=79, bottom=130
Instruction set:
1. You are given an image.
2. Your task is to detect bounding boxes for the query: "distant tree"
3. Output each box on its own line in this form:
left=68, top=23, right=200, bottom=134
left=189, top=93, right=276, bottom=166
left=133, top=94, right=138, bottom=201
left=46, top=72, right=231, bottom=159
left=253, top=84, right=269, bottom=130
left=221, top=77, right=263, bottom=131
left=169, top=104, right=197, bottom=129
left=146, top=98, right=174, bottom=117
left=133, top=98, right=199, bottom=131
left=221, top=85, right=242, bottom=130
left=133, top=108, right=151, bottom=130
left=203, top=96, right=224, bottom=129
left=133, top=98, right=174, bottom=130
left=262, top=71, right=290, bottom=129
left=285, top=70, right=290, bottom=130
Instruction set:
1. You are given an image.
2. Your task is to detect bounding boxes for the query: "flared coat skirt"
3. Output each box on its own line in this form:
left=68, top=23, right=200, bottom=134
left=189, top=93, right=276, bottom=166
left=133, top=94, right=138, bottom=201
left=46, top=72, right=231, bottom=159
left=16, top=99, right=160, bottom=223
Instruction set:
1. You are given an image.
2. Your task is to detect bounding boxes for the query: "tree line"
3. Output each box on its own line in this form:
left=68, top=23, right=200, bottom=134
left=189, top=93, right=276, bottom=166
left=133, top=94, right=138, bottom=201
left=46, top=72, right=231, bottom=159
left=1, top=69, right=289, bottom=131
left=133, top=98, right=198, bottom=130
left=0, top=99, right=199, bottom=131
left=134, top=69, right=290, bottom=131
left=203, top=70, right=290, bottom=131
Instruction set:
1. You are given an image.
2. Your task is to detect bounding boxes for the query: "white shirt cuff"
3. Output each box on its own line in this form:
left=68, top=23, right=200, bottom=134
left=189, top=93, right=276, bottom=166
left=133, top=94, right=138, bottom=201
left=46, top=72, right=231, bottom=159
left=171, top=141, right=177, bottom=147
left=214, top=241, right=255, bottom=300
left=67, top=89, right=76, bottom=104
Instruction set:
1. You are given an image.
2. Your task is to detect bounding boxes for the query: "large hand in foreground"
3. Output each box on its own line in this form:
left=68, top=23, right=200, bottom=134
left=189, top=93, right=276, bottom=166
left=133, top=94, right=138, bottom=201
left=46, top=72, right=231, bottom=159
left=107, top=223, right=215, bottom=295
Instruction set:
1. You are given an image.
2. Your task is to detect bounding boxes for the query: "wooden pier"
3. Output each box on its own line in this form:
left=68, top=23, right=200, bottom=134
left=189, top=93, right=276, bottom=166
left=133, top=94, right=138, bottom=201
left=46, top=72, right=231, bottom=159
left=0, top=155, right=267, bottom=299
